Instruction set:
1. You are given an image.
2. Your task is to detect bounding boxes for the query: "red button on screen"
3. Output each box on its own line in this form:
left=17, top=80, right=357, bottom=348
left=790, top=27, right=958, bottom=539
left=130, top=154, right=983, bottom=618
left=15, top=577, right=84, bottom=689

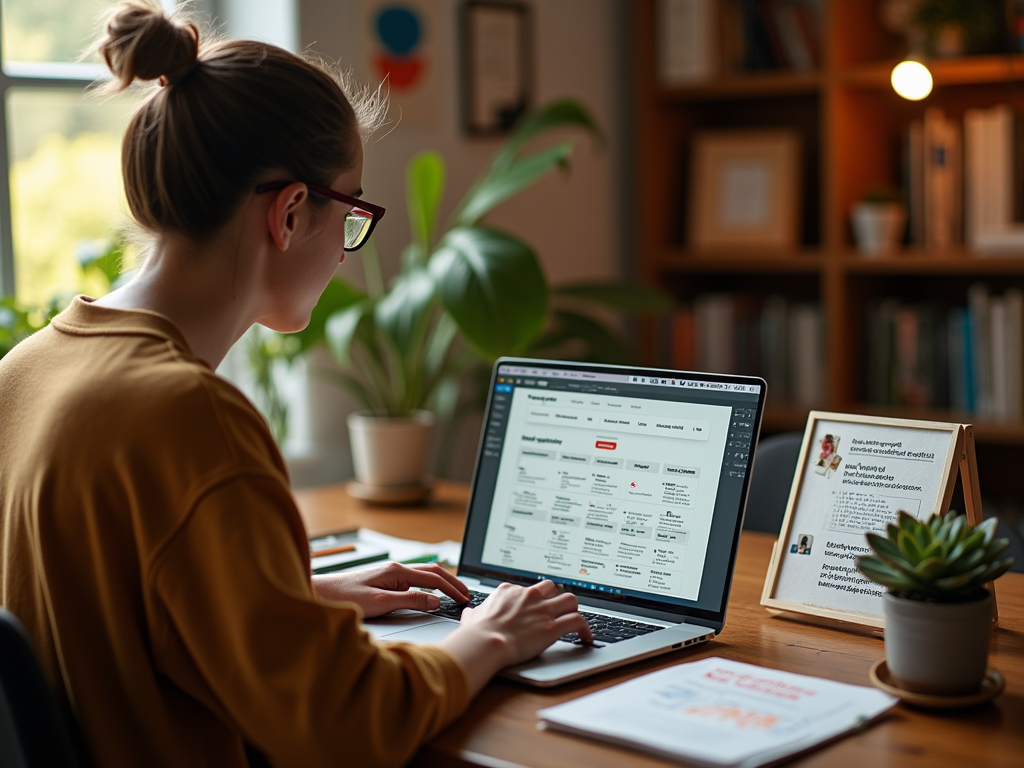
left=595, top=441, right=617, bottom=450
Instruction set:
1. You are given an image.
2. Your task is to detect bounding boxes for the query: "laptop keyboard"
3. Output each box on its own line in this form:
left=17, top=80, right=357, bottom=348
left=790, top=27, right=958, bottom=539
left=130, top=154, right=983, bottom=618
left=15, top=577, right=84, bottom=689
left=426, top=589, right=664, bottom=645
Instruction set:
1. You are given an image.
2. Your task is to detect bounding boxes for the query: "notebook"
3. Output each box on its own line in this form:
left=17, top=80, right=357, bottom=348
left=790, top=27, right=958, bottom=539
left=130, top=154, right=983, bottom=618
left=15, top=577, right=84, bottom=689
left=362, top=357, right=766, bottom=686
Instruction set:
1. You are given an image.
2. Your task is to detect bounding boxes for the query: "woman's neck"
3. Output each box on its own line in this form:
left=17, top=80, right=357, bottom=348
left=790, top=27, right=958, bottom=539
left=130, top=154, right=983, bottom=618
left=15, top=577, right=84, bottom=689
left=93, top=233, right=263, bottom=368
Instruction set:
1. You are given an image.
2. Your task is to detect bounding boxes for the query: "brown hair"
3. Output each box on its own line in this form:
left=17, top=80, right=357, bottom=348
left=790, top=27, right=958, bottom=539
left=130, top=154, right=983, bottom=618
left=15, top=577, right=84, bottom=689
left=95, top=0, right=384, bottom=241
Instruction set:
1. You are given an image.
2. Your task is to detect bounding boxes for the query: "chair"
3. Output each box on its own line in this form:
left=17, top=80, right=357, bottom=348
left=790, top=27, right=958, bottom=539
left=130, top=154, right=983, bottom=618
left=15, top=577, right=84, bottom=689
left=743, top=432, right=803, bottom=535
left=0, top=607, right=84, bottom=768
left=985, top=510, right=1024, bottom=574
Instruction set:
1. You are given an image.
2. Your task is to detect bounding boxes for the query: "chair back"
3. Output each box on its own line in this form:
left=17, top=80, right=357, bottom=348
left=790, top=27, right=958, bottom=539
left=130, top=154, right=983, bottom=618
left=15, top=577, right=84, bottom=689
left=743, top=432, right=803, bottom=535
left=0, top=607, right=83, bottom=768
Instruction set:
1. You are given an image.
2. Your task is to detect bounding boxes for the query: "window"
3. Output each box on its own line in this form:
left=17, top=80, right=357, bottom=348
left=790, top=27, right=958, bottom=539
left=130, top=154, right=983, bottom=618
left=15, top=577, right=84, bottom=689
left=0, top=0, right=168, bottom=303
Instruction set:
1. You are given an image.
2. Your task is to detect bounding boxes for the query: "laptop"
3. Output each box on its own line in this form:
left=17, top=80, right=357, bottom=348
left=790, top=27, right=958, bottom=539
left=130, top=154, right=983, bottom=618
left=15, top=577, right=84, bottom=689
left=363, top=357, right=766, bottom=686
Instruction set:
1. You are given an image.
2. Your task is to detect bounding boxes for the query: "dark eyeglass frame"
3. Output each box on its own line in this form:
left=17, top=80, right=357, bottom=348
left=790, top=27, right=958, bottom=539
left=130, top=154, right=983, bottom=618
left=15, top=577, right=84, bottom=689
left=255, top=180, right=386, bottom=251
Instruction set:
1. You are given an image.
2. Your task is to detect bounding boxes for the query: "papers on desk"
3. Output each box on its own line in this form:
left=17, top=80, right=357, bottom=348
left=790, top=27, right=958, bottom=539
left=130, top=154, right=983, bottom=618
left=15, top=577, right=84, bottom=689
left=355, top=528, right=462, bottom=567
left=310, top=530, right=389, bottom=574
left=309, top=528, right=461, bottom=574
left=537, top=657, right=896, bottom=768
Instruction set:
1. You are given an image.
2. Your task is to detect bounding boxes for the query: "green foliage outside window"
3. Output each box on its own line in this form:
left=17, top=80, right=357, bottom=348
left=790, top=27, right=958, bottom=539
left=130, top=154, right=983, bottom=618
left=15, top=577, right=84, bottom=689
left=1, top=0, right=109, bottom=63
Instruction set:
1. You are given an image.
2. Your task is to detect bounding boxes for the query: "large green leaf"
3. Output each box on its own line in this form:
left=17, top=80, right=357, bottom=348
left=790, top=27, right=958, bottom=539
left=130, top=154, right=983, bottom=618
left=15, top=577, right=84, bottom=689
left=324, top=300, right=374, bottom=365
left=429, top=227, right=548, bottom=357
left=292, top=277, right=366, bottom=355
left=453, top=142, right=573, bottom=227
left=406, top=151, right=446, bottom=253
left=491, top=99, right=601, bottom=172
left=375, top=267, right=436, bottom=357
left=555, top=281, right=674, bottom=313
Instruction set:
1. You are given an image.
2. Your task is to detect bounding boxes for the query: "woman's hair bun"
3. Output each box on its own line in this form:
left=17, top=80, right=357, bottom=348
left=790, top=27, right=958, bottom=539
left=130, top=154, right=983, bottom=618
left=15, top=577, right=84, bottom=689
left=97, top=0, right=199, bottom=90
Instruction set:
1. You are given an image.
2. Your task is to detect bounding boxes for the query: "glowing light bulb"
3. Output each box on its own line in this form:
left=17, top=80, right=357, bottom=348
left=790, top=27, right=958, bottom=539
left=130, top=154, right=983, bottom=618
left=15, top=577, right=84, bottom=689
left=891, top=60, right=933, bottom=101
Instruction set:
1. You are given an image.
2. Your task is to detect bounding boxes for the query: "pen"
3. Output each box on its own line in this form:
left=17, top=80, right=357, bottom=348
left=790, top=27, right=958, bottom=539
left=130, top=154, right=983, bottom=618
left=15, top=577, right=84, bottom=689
left=311, top=544, right=357, bottom=557
left=401, top=553, right=439, bottom=564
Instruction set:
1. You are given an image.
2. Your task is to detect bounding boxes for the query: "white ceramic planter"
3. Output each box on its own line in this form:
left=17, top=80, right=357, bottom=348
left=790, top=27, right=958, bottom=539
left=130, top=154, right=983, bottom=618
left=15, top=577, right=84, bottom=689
left=346, top=410, right=435, bottom=489
left=883, top=590, right=992, bottom=695
left=851, top=202, right=907, bottom=257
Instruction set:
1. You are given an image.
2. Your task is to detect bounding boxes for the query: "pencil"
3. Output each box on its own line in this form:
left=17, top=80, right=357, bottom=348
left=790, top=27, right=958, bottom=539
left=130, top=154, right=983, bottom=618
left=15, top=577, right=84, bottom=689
left=401, top=553, right=439, bottom=564
left=311, top=544, right=357, bottom=557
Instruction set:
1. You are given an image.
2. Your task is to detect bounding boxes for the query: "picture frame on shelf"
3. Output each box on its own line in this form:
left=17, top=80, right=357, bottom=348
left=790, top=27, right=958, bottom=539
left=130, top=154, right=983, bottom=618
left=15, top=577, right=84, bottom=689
left=688, top=129, right=801, bottom=251
left=459, top=0, right=532, bottom=136
left=760, top=411, right=989, bottom=632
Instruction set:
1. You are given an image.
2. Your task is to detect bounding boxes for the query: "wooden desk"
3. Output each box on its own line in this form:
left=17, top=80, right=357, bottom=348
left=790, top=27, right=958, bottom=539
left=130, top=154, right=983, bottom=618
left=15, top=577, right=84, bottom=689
left=293, top=482, right=1024, bottom=768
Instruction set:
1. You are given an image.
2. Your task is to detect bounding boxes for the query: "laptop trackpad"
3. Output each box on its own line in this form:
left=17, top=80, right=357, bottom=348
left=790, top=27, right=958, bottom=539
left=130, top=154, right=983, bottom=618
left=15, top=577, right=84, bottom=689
left=363, top=612, right=459, bottom=642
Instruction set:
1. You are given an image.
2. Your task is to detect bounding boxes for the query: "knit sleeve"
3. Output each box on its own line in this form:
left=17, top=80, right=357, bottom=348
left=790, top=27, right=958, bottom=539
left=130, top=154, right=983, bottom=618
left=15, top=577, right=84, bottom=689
left=147, top=472, right=470, bottom=768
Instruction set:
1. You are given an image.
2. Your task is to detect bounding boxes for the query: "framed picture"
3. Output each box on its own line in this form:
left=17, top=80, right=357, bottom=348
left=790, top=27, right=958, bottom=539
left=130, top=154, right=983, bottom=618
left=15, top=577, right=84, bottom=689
left=760, top=411, right=989, bottom=631
left=689, top=130, right=801, bottom=251
left=460, top=0, right=531, bottom=136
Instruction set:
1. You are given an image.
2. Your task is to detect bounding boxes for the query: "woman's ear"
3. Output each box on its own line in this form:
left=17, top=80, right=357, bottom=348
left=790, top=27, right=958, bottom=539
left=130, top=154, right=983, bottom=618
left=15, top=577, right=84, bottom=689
left=266, top=182, right=309, bottom=251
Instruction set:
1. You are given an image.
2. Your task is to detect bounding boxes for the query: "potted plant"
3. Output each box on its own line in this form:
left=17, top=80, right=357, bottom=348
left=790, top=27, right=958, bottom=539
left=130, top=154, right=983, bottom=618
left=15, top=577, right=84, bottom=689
left=857, top=510, right=1014, bottom=695
left=292, top=100, right=668, bottom=496
left=911, top=0, right=1003, bottom=58
left=851, top=187, right=907, bottom=257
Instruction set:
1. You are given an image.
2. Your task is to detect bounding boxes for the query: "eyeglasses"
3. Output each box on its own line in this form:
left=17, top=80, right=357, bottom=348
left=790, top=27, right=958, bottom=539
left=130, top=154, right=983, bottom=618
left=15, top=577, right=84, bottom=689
left=255, top=181, right=386, bottom=251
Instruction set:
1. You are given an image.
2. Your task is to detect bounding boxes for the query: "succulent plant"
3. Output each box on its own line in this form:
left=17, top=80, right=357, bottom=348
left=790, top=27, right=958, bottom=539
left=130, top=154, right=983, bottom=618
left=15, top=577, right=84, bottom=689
left=857, top=510, right=1014, bottom=602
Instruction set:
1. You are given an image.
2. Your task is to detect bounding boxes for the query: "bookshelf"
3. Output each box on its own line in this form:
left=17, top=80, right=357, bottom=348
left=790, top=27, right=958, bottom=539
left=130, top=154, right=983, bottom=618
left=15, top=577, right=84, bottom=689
left=635, top=0, right=1024, bottom=512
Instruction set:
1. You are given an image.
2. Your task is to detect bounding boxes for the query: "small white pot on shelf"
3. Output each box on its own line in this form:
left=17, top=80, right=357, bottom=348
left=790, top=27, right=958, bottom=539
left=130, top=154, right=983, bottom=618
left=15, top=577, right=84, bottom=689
left=851, top=202, right=907, bottom=257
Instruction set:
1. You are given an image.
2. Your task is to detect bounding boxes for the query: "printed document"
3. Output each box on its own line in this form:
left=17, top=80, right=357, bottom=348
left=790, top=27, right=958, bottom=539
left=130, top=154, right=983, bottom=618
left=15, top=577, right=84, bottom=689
left=537, top=657, right=896, bottom=768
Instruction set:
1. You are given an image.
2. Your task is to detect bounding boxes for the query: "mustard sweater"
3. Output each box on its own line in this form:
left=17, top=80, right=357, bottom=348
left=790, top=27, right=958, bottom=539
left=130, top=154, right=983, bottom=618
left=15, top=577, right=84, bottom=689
left=0, top=297, right=469, bottom=768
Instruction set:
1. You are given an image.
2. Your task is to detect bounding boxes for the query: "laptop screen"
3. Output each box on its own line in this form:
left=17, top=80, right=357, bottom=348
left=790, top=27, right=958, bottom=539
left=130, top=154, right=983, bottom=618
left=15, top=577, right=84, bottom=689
left=459, top=358, right=765, bottom=627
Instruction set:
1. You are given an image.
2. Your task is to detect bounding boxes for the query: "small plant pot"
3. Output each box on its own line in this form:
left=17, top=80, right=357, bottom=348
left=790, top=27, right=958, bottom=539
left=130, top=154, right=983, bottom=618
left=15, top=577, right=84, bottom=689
left=347, top=410, right=435, bottom=489
left=883, top=590, right=993, bottom=696
left=851, top=202, right=906, bottom=257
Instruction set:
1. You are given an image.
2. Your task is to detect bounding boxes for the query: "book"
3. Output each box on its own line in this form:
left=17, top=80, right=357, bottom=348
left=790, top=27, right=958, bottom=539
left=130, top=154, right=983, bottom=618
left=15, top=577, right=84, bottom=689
left=658, top=0, right=716, bottom=84
left=537, top=657, right=896, bottom=768
left=771, top=2, right=814, bottom=71
left=671, top=307, right=697, bottom=371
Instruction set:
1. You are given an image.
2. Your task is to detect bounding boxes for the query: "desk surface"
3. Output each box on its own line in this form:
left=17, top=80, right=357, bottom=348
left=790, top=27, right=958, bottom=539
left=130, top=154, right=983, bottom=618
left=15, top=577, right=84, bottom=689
left=293, top=482, right=1024, bottom=768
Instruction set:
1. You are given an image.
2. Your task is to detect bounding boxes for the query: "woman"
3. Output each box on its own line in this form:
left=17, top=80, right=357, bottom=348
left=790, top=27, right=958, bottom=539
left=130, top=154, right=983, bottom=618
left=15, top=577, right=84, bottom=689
left=0, top=2, right=590, bottom=766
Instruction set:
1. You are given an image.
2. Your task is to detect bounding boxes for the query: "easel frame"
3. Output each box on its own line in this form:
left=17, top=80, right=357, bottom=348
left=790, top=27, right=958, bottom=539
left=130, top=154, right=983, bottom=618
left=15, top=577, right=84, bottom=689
left=760, top=411, right=996, bottom=632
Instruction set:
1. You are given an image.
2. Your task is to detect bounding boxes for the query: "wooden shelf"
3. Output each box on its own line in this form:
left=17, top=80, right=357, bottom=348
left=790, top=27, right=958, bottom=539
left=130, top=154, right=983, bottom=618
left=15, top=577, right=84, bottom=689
left=660, top=71, right=823, bottom=102
left=848, top=405, right=1024, bottom=445
left=659, top=250, right=825, bottom=274
left=838, top=54, right=1024, bottom=90
left=841, top=251, right=1024, bottom=275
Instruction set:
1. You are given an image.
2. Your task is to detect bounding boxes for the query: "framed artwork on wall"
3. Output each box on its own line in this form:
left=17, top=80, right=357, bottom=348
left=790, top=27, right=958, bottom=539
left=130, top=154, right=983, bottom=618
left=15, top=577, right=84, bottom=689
left=688, top=129, right=801, bottom=251
left=460, top=0, right=532, bottom=136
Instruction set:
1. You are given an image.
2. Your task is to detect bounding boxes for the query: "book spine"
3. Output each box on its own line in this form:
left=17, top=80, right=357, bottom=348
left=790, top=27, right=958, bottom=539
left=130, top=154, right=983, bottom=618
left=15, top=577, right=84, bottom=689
left=908, top=120, right=924, bottom=246
left=671, top=307, right=696, bottom=371
left=968, top=283, right=992, bottom=417
left=947, top=307, right=967, bottom=412
left=1006, top=288, right=1024, bottom=419
left=657, top=0, right=716, bottom=84
left=990, top=296, right=1009, bottom=419
left=760, top=295, right=789, bottom=404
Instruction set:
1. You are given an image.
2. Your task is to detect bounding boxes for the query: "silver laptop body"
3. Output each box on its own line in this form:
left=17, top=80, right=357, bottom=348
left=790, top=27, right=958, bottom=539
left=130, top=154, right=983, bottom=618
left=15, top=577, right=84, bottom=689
left=363, top=358, right=766, bottom=686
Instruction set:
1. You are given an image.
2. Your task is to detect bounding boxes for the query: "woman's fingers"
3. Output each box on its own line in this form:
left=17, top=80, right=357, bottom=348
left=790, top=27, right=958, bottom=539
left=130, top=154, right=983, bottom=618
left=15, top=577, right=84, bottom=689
left=393, top=564, right=470, bottom=602
left=406, top=563, right=472, bottom=599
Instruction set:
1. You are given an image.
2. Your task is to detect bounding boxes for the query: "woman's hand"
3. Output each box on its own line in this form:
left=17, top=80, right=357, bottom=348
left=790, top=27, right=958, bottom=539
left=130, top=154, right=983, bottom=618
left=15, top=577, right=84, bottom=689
left=441, top=580, right=593, bottom=696
left=312, top=561, right=470, bottom=618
